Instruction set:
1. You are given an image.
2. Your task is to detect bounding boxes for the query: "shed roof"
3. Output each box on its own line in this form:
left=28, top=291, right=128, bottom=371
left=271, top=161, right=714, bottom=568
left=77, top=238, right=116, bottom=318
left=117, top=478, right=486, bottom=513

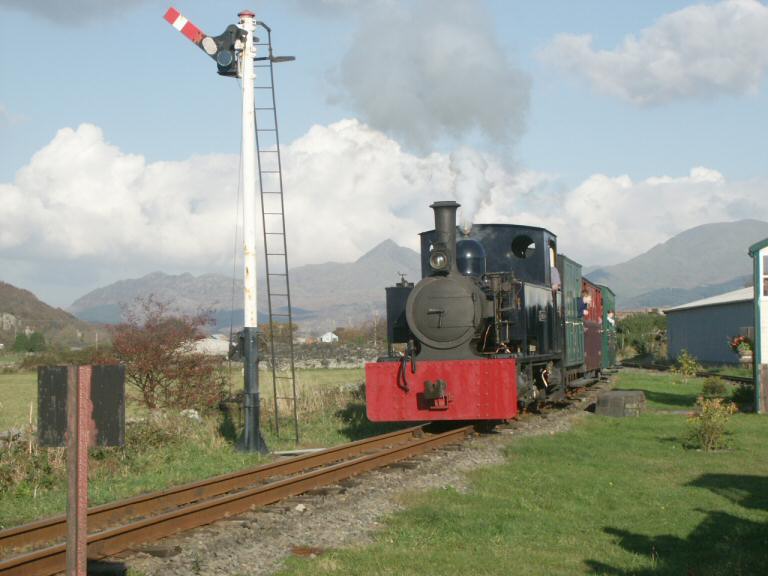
left=664, top=287, right=753, bottom=313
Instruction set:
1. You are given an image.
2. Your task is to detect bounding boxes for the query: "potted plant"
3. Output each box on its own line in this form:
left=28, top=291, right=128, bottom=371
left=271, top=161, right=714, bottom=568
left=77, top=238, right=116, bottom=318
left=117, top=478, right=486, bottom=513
left=729, top=335, right=753, bottom=364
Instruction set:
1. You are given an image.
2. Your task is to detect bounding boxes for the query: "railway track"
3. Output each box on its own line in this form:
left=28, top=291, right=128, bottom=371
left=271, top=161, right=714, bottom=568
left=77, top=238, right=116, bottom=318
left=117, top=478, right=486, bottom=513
left=620, top=361, right=754, bottom=384
left=0, top=424, right=472, bottom=576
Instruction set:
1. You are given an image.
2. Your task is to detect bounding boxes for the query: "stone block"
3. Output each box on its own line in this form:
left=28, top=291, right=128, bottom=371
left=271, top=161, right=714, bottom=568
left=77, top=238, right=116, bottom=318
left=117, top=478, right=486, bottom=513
left=596, top=390, right=646, bottom=417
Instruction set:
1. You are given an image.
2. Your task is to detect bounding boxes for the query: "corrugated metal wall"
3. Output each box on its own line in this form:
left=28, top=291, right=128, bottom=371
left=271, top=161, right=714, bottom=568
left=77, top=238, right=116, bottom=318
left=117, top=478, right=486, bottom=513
left=667, top=301, right=754, bottom=363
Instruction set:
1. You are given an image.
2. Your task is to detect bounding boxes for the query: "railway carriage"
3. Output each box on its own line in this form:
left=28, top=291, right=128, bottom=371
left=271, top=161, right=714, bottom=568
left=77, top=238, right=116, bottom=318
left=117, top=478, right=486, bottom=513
left=366, top=200, right=616, bottom=423
left=581, top=277, right=604, bottom=377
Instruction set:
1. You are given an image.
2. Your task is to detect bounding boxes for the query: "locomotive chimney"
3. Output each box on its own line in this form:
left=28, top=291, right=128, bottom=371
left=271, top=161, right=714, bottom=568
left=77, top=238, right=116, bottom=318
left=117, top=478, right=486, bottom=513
left=430, top=200, right=460, bottom=273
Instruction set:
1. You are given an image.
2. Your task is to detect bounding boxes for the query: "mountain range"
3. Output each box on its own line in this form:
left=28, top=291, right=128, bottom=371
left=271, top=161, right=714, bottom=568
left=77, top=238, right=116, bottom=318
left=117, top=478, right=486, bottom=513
left=4, top=219, right=767, bottom=340
left=69, top=239, right=421, bottom=333
left=585, top=219, right=768, bottom=309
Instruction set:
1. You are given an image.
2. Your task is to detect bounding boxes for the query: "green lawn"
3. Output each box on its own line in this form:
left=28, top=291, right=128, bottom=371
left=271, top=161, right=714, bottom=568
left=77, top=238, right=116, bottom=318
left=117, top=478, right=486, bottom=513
left=278, top=373, right=768, bottom=576
left=0, top=370, right=36, bottom=430
left=0, top=366, right=396, bottom=529
left=612, top=369, right=706, bottom=411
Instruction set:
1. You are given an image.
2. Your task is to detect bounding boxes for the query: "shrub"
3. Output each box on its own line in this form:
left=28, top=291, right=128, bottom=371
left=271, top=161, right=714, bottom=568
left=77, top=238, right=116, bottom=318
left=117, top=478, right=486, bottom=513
left=702, top=376, right=727, bottom=398
left=111, top=297, right=226, bottom=413
left=686, top=397, right=736, bottom=451
left=0, top=439, right=66, bottom=495
left=616, top=312, right=667, bottom=357
left=674, top=349, right=702, bottom=383
left=732, top=383, right=755, bottom=407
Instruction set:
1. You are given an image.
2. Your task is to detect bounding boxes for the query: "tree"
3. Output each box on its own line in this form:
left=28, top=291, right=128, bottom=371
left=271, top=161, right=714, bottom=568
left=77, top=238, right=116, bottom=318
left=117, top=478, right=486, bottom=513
left=12, top=334, right=29, bottom=352
left=616, top=312, right=667, bottom=357
left=111, top=297, right=225, bottom=412
left=28, top=332, right=46, bottom=352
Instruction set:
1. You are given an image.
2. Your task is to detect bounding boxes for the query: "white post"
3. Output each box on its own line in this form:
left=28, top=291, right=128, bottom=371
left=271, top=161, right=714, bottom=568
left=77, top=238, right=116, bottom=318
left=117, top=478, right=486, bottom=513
left=237, top=10, right=267, bottom=453
left=239, top=10, right=258, bottom=328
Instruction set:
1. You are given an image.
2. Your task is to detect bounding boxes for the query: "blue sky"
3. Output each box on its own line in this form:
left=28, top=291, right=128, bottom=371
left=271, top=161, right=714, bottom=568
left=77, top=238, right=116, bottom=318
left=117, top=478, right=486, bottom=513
left=1, top=0, right=767, bottom=306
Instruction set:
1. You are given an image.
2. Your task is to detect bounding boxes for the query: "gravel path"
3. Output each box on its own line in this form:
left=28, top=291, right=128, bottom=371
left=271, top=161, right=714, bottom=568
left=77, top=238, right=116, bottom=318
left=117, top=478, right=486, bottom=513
left=123, top=386, right=605, bottom=576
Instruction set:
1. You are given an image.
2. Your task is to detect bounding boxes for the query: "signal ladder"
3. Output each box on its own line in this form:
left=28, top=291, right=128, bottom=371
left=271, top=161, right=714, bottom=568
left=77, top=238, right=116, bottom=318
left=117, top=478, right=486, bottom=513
left=254, top=22, right=299, bottom=442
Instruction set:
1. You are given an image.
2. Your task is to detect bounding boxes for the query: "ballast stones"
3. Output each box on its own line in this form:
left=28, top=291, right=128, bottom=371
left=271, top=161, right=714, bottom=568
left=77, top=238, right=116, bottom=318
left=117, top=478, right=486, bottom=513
left=595, top=390, right=646, bottom=417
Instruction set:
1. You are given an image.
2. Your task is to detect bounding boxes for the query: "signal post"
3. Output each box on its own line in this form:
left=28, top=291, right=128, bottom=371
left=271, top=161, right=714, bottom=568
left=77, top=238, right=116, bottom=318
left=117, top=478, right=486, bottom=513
left=164, top=7, right=292, bottom=452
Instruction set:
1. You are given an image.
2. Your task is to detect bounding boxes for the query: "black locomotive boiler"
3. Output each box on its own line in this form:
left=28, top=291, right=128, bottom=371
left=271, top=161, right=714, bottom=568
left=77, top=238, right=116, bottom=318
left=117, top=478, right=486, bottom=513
left=365, top=200, right=609, bottom=423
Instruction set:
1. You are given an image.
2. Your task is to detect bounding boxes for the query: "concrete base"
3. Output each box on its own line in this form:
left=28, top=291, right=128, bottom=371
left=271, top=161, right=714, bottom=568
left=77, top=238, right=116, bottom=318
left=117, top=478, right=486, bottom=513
left=596, top=390, right=646, bottom=417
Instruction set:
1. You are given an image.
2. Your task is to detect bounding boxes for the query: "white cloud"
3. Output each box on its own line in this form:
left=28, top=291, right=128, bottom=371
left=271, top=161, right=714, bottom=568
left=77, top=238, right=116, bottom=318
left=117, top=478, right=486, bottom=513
left=541, top=0, right=768, bottom=105
left=2, top=121, right=767, bottom=306
left=475, top=166, right=768, bottom=264
left=0, top=124, right=237, bottom=267
left=332, top=0, right=530, bottom=149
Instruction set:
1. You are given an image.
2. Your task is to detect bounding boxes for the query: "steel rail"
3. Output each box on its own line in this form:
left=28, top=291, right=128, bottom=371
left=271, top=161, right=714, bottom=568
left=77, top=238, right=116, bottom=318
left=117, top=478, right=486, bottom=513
left=0, top=425, right=421, bottom=555
left=0, top=426, right=471, bottom=576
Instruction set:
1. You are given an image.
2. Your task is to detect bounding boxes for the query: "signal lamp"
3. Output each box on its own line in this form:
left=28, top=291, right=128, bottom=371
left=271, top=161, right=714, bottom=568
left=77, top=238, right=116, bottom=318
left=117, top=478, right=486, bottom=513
left=217, top=50, right=235, bottom=68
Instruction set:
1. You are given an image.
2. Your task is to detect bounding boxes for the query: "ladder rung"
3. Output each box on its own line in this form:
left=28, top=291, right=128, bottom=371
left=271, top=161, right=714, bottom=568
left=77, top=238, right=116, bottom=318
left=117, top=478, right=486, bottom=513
left=264, top=232, right=284, bottom=235
left=268, top=273, right=288, bottom=276
left=260, top=170, right=280, bottom=173
left=254, top=86, right=273, bottom=89
left=259, top=150, right=279, bottom=153
left=257, top=128, right=277, bottom=131
left=263, top=212, right=282, bottom=215
left=255, top=107, right=275, bottom=110
left=261, top=191, right=283, bottom=194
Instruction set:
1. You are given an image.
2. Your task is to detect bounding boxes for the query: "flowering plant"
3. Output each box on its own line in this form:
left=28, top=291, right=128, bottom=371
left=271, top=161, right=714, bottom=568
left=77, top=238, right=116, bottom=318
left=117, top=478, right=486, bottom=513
left=729, top=335, right=753, bottom=354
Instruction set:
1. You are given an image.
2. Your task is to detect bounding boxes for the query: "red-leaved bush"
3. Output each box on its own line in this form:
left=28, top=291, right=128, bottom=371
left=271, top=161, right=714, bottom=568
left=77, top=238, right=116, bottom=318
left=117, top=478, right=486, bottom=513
left=111, top=297, right=226, bottom=412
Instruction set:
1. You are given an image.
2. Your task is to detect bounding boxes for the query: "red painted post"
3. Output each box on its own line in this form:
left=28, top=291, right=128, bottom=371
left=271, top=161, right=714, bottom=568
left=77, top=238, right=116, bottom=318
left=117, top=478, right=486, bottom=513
left=66, top=366, right=92, bottom=576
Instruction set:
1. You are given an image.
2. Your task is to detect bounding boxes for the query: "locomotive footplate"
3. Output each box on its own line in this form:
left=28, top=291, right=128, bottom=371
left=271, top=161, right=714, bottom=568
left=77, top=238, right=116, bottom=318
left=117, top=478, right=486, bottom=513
left=365, top=358, right=518, bottom=422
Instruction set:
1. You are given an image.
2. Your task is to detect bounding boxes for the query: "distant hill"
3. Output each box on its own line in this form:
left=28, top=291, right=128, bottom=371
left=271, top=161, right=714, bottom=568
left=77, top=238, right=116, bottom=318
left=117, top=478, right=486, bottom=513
left=70, top=239, right=421, bottom=333
left=0, top=282, right=106, bottom=348
left=586, top=219, right=768, bottom=309
left=71, top=221, right=768, bottom=329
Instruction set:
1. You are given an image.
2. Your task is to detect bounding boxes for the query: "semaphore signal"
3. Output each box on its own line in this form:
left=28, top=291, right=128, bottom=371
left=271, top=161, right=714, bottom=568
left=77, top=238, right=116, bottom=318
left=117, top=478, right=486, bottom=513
left=163, top=7, right=296, bottom=453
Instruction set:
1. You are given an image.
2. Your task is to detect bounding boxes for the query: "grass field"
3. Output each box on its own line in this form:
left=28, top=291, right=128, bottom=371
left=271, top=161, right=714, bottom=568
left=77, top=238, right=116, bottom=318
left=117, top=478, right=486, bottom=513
left=612, top=369, right=711, bottom=411
left=278, top=371, right=767, bottom=576
left=0, top=365, right=388, bottom=529
left=0, top=370, right=36, bottom=430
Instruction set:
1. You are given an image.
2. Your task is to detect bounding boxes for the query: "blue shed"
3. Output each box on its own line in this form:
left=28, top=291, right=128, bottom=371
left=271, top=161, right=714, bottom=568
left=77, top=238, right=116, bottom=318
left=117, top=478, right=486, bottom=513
left=665, top=287, right=754, bottom=364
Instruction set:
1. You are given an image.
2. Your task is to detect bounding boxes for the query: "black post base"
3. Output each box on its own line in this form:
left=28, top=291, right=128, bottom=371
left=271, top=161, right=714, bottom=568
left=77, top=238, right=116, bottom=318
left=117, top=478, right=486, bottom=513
left=239, top=326, right=269, bottom=454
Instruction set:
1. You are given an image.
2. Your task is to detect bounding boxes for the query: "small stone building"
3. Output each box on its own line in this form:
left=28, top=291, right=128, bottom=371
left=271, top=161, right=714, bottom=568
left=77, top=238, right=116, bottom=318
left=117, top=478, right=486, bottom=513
left=665, top=287, right=753, bottom=364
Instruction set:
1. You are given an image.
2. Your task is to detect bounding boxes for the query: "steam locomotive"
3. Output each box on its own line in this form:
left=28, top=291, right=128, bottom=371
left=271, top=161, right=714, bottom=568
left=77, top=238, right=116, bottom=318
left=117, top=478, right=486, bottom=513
left=365, top=200, right=616, bottom=423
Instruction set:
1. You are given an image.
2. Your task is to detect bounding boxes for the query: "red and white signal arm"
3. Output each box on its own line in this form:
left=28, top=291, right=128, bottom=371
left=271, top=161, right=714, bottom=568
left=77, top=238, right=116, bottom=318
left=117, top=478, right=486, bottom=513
left=164, top=7, right=218, bottom=55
